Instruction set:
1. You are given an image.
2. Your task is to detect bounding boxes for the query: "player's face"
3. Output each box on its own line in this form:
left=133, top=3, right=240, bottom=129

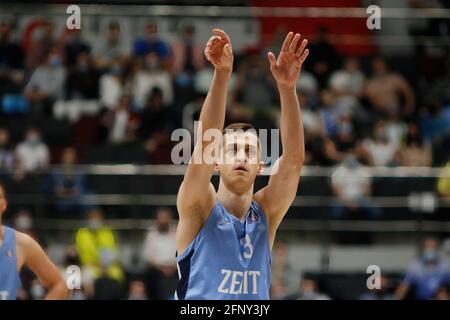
left=217, top=132, right=263, bottom=192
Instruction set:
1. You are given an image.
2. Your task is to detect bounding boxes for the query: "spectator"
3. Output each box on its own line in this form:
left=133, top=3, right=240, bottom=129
left=362, top=120, right=399, bottom=167
left=133, top=22, right=171, bottom=64
left=171, top=24, right=204, bottom=87
left=0, top=127, right=14, bottom=172
left=142, top=207, right=177, bottom=300
left=231, top=52, right=277, bottom=129
left=398, top=123, right=432, bottom=167
left=284, top=276, right=331, bottom=300
left=22, top=19, right=55, bottom=69
left=15, top=127, right=49, bottom=172
left=307, top=26, right=341, bottom=89
left=329, top=57, right=365, bottom=113
left=75, top=209, right=124, bottom=283
left=182, top=92, right=205, bottom=136
left=138, top=87, right=171, bottom=140
left=0, top=17, right=24, bottom=70
left=358, top=275, right=395, bottom=300
left=318, top=89, right=341, bottom=138
left=437, top=155, right=450, bottom=206
left=331, top=149, right=380, bottom=220
left=395, top=237, right=450, bottom=300
left=101, top=94, right=141, bottom=144
left=61, top=245, right=88, bottom=300
left=93, top=267, right=123, bottom=300
left=62, top=29, right=91, bottom=69
left=24, top=48, right=65, bottom=117
left=94, top=21, right=129, bottom=69
left=132, top=52, right=173, bottom=110
left=52, top=147, right=90, bottom=216
left=65, top=51, right=100, bottom=100
left=364, top=56, right=415, bottom=117
left=127, top=280, right=148, bottom=300
left=271, top=240, right=298, bottom=295
left=99, top=58, right=126, bottom=110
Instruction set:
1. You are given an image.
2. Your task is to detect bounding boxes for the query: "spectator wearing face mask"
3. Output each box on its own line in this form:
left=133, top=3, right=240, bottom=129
left=395, top=237, right=450, bottom=300
left=99, top=58, right=126, bottom=110
left=362, top=120, right=399, bottom=167
left=0, top=127, right=14, bottom=173
left=24, top=48, right=65, bottom=117
left=142, top=207, right=177, bottom=300
left=127, top=280, right=148, bottom=300
left=15, top=127, right=49, bottom=172
left=75, top=209, right=124, bottom=284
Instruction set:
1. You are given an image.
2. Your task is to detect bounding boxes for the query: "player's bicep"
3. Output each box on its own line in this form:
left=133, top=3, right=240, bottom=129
left=20, top=234, right=62, bottom=289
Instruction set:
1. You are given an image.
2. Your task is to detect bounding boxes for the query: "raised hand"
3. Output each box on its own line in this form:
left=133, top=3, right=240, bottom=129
left=268, top=32, right=309, bottom=88
left=204, top=28, right=233, bottom=73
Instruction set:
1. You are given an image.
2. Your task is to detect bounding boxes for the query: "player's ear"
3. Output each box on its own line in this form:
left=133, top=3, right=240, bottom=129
left=257, top=161, right=265, bottom=175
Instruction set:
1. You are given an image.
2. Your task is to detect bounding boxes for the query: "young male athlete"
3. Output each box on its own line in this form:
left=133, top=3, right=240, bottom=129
left=175, top=29, right=309, bottom=300
left=0, top=183, right=68, bottom=300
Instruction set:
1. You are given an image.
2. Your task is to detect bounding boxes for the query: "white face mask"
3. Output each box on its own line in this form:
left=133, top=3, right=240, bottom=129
left=15, top=215, right=32, bottom=230
left=88, top=220, right=102, bottom=230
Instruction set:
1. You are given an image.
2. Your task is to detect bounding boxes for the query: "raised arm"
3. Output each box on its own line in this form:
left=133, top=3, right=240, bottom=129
left=254, top=32, right=309, bottom=247
left=176, top=29, right=233, bottom=253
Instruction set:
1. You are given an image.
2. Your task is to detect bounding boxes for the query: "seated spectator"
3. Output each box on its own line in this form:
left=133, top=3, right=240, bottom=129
left=329, top=57, right=365, bottom=113
left=15, top=127, right=49, bottom=172
left=101, top=94, right=141, bottom=144
left=362, top=120, right=399, bottom=167
left=437, top=155, right=450, bottom=206
left=171, top=24, right=204, bottom=81
left=395, top=237, right=450, bottom=300
left=22, top=19, right=55, bottom=69
left=318, top=89, right=342, bottom=138
left=52, top=147, right=90, bottom=216
left=0, top=127, right=14, bottom=172
left=284, top=276, right=331, bottom=300
left=358, top=275, right=395, bottom=300
left=93, top=267, right=123, bottom=300
left=62, top=28, right=91, bottom=69
left=142, top=207, right=177, bottom=300
left=94, top=21, right=130, bottom=70
left=384, top=106, right=408, bottom=147
left=231, top=52, right=277, bottom=129
left=133, top=22, right=171, bottom=66
left=65, top=51, right=100, bottom=100
left=307, top=26, right=341, bottom=89
left=132, top=52, right=173, bottom=110
left=398, top=123, right=432, bottom=166
left=0, top=17, right=24, bottom=70
left=331, top=148, right=380, bottom=220
left=419, top=103, right=448, bottom=143
left=127, top=280, right=148, bottom=300
left=271, top=240, right=298, bottom=295
left=364, top=56, right=415, bottom=116
left=75, top=208, right=124, bottom=284
left=99, top=58, right=126, bottom=110
left=138, top=87, right=171, bottom=140
left=24, top=48, right=65, bottom=117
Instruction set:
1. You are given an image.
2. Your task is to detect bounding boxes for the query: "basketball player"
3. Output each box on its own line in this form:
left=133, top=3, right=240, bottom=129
left=0, top=183, right=68, bottom=300
left=175, top=29, right=309, bottom=299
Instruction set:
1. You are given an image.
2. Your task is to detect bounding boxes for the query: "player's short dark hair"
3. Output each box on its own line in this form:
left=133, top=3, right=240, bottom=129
left=222, top=123, right=261, bottom=152
left=222, top=123, right=256, bottom=134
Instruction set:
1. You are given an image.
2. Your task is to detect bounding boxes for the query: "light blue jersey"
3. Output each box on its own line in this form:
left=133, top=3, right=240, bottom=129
left=0, top=226, right=21, bottom=300
left=176, top=200, right=271, bottom=300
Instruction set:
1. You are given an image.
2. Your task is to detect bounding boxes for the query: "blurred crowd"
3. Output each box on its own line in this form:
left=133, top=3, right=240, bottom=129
left=0, top=16, right=449, bottom=170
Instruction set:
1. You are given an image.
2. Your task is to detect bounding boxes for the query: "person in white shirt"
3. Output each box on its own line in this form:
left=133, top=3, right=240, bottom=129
left=331, top=149, right=380, bottom=219
left=15, top=128, right=49, bottom=172
left=362, top=120, right=399, bottom=167
left=142, top=207, right=177, bottom=300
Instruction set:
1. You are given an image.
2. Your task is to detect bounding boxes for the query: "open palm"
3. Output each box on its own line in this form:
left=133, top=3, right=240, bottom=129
left=204, top=29, right=233, bottom=73
left=268, top=32, right=309, bottom=88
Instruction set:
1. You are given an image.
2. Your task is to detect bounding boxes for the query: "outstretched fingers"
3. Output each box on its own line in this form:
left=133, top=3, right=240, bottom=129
left=281, top=32, right=294, bottom=52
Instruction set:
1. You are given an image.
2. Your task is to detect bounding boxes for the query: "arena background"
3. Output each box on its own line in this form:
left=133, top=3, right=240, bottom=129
left=0, top=0, right=449, bottom=300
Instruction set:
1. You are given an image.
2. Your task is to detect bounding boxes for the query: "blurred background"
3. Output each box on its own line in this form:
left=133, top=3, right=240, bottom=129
left=0, top=0, right=450, bottom=300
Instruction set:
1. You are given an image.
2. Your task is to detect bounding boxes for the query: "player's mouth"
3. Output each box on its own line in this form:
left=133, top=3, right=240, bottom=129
left=234, top=164, right=248, bottom=172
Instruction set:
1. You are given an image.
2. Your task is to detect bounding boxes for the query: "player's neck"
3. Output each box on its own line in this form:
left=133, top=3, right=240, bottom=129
left=217, top=180, right=253, bottom=221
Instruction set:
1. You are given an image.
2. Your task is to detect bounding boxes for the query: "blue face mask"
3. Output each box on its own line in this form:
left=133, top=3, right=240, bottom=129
left=422, top=250, right=439, bottom=264
left=49, top=55, right=61, bottom=68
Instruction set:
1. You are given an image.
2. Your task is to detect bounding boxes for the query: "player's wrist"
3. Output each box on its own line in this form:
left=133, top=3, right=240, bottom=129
left=277, top=82, right=296, bottom=93
left=214, top=68, right=233, bottom=78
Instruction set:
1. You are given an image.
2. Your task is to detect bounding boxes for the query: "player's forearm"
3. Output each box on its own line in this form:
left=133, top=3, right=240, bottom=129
left=199, top=69, right=230, bottom=132
left=278, top=84, right=305, bottom=164
left=44, top=279, right=69, bottom=300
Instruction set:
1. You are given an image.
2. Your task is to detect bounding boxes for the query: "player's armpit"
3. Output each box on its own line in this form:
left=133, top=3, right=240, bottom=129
left=16, top=232, right=69, bottom=300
